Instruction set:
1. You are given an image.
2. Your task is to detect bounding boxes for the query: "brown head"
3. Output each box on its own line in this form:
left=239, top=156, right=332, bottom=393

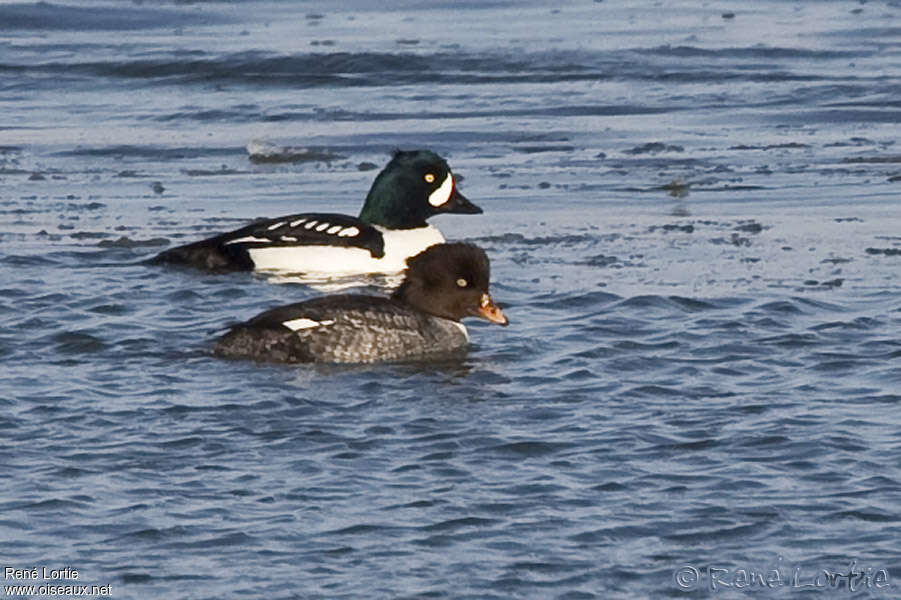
left=393, top=243, right=507, bottom=325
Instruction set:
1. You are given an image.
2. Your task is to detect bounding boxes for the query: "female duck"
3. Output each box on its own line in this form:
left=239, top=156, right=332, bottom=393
left=214, top=243, right=507, bottom=363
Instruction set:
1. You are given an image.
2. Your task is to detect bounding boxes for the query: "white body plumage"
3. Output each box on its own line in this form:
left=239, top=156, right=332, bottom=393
left=245, top=224, right=445, bottom=275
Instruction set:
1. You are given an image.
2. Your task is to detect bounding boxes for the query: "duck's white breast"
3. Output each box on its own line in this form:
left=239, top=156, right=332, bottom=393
left=377, top=224, right=446, bottom=269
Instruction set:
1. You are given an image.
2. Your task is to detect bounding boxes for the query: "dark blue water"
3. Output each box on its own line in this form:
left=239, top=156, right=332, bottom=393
left=2, top=1, right=900, bottom=598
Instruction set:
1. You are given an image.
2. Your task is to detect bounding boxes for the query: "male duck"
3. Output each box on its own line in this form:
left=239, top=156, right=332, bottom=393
left=150, top=150, right=481, bottom=275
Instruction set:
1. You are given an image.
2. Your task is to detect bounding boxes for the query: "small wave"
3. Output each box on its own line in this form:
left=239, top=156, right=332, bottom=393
left=479, top=440, right=573, bottom=458
left=155, top=107, right=262, bottom=124
left=1, top=254, right=58, bottom=267
left=866, top=247, right=901, bottom=256
left=530, top=290, right=620, bottom=310
left=9, top=47, right=841, bottom=91
left=755, top=333, right=820, bottom=348
left=624, top=142, right=685, bottom=155
left=615, top=294, right=717, bottom=313
left=640, top=44, right=865, bottom=61
left=422, top=517, right=500, bottom=532
left=53, top=145, right=239, bottom=160
left=97, top=236, right=169, bottom=249
left=49, top=331, right=107, bottom=355
left=831, top=508, right=896, bottom=523
left=0, top=2, right=226, bottom=32
left=755, top=299, right=807, bottom=315
left=468, top=232, right=598, bottom=247
left=106, top=526, right=192, bottom=544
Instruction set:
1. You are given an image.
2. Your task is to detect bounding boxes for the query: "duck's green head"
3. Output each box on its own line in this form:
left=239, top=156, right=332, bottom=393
left=358, top=150, right=482, bottom=229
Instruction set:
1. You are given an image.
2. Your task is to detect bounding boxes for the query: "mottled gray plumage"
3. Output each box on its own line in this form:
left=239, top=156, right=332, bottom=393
left=213, top=243, right=507, bottom=364
left=214, top=295, right=467, bottom=363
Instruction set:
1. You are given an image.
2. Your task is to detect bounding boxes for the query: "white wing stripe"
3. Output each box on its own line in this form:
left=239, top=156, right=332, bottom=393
left=282, top=318, right=336, bottom=331
left=225, top=235, right=271, bottom=245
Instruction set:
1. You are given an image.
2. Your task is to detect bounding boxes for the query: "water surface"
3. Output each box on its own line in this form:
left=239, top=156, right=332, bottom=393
left=2, top=1, right=900, bottom=598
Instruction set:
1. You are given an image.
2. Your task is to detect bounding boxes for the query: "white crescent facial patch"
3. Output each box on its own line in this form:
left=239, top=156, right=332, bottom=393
left=428, top=173, right=454, bottom=207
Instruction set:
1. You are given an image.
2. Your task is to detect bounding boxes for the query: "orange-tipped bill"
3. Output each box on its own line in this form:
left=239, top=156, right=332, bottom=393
left=476, top=293, right=508, bottom=326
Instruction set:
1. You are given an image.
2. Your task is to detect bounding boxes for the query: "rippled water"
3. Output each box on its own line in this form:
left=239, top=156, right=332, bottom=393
left=2, top=1, right=901, bottom=598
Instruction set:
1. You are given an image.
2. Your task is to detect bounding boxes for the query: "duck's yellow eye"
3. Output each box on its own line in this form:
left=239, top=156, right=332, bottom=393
left=456, top=278, right=468, bottom=287
left=424, top=173, right=436, bottom=183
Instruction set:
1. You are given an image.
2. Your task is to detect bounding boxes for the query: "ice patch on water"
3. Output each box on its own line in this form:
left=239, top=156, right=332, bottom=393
left=246, top=140, right=345, bottom=164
